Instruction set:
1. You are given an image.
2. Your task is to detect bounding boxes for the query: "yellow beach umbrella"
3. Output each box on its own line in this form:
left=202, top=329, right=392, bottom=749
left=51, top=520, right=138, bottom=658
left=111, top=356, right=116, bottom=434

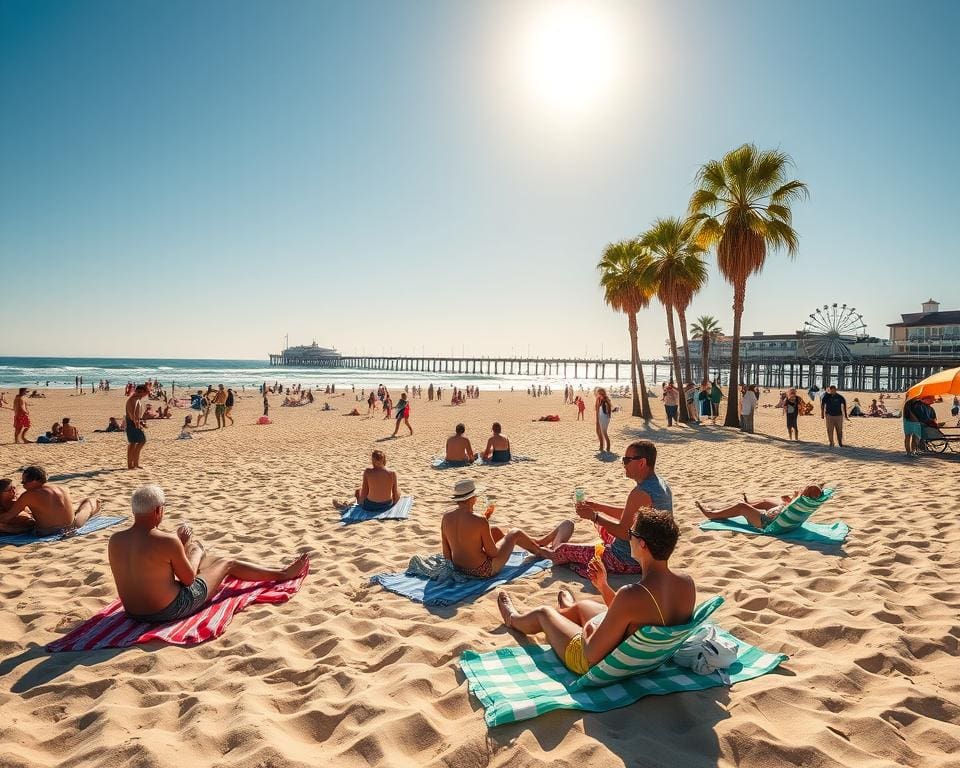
left=905, top=366, right=960, bottom=401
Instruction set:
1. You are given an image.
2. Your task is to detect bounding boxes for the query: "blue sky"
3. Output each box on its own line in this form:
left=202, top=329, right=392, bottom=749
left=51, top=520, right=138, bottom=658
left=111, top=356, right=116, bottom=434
left=1, top=0, right=957, bottom=360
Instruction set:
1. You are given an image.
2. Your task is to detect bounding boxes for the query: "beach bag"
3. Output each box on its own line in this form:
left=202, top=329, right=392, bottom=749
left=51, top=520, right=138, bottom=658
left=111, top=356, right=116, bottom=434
left=673, top=624, right=739, bottom=677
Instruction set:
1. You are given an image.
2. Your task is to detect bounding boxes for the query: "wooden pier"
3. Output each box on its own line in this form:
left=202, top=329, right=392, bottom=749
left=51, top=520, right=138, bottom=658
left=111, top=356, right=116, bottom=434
left=268, top=353, right=959, bottom=391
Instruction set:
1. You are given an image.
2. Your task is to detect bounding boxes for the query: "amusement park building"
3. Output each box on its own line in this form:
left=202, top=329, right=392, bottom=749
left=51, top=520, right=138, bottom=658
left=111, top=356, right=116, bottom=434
left=887, top=299, right=960, bottom=356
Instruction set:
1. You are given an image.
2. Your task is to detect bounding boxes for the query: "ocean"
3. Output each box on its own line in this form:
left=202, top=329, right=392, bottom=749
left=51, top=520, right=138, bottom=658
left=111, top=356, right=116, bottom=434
left=0, top=357, right=666, bottom=393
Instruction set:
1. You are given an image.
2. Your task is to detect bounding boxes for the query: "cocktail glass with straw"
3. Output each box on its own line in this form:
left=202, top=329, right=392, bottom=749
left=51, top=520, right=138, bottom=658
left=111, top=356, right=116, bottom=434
left=480, top=494, right=495, bottom=518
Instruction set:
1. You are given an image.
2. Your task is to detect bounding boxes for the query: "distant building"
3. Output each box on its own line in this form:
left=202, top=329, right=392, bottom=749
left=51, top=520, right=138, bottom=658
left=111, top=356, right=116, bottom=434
left=682, top=330, right=892, bottom=364
left=888, top=299, right=960, bottom=356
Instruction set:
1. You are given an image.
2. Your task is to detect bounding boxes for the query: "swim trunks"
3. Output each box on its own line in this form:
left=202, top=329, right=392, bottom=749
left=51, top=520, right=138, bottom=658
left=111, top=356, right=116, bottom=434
left=126, top=421, right=146, bottom=444
left=215, top=404, right=226, bottom=417
left=14, top=413, right=30, bottom=430
left=444, top=459, right=471, bottom=467
left=126, top=578, right=209, bottom=624
left=902, top=420, right=922, bottom=437
left=361, top=498, right=394, bottom=512
left=490, top=450, right=512, bottom=463
left=758, top=505, right=783, bottom=529
left=563, top=633, right=591, bottom=675
left=458, top=557, right=493, bottom=578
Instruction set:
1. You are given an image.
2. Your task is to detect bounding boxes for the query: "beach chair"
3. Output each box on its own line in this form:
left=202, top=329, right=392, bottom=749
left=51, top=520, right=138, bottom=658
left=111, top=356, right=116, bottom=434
left=919, top=425, right=960, bottom=454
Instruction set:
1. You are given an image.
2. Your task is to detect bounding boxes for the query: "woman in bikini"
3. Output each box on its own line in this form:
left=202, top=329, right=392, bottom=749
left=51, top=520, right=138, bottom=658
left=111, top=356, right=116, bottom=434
left=497, top=510, right=694, bottom=675
left=595, top=388, right=612, bottom=453
left=694, top=484, right=823, bottom=530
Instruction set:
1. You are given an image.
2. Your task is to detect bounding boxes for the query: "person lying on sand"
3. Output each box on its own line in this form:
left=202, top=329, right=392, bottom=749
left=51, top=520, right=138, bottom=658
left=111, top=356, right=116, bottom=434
left=0, top=465, right=101, bottom=535
left=334, top=450, right=399, bottom=512
left=440, top=479, right=573, bottom=578
left=695, top=484, right=823, bottom=530
left=444, top=423, right=475, bottom=466
left=481, top=422, right=511, bottom=462
left=108, top=485, right=309, bottom=623
left=497, top=510, right=695, bottom=674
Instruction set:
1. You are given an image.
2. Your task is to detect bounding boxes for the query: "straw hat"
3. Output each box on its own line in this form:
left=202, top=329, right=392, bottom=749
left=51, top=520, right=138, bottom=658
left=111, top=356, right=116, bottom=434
left=451, top=478, right=484, bottom=501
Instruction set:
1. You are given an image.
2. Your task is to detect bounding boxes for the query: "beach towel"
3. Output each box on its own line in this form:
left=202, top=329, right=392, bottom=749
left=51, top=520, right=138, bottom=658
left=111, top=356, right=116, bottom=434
left=699, top=488, right=847, bottom=543
left=340, top=496, right=412, bottom=525
left=46, top=566, right=309, bottom=651
left=372, top=551, right=550, bottom=607
left=431, top=457, right=480, bottom=469
left=460, top=624, right=787, bottom=726
left=0, top=516, right=125, bottom=547
left=480, top=455, right=536, bottom=465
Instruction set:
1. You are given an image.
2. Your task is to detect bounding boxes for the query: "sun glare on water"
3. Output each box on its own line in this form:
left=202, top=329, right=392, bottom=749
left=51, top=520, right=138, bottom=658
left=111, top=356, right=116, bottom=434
left=518, top=2, right=622, bottom=116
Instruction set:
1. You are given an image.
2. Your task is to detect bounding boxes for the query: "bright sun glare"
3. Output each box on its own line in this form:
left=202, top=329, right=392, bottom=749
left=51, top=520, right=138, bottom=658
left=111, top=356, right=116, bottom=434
left=519, top=3, right=621, bottom=115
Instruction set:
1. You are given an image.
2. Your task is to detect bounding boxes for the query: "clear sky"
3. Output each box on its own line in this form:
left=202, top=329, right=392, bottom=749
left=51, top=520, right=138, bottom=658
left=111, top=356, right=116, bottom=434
left=1, top=0, right=958, bottom=360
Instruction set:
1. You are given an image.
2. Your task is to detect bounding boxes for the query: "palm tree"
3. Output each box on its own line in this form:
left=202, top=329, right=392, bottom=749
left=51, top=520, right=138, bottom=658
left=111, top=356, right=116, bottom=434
left=598, top=240, right=656, bottom=419
left=689, top=144, right=808, bottom=427
left=690, top=315, right=723, bottom=382
left=640, top=217, right=707, bottom=423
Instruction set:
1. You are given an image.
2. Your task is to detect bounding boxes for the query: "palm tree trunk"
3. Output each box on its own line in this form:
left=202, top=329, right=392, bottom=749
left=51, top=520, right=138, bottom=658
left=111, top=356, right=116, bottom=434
left=665, top=305, right=689, bottom=422
left=677, top=307, right=695, bottom=387
left=627, top=313, right=641, bottom=418
left=724, top=282, right=745, bottom=427
left=701, top=338, right=710, bottom=384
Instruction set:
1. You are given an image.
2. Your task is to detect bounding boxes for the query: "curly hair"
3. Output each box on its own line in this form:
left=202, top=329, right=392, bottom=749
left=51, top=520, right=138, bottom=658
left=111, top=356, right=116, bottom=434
left=630, top=509, right=679, bottom=560
left=21, top=465, right=47, bottom=484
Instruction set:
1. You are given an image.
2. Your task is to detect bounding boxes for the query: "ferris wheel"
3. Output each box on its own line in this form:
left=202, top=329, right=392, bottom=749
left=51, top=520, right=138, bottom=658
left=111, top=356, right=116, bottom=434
left=800, top=303, right=867, bottom=361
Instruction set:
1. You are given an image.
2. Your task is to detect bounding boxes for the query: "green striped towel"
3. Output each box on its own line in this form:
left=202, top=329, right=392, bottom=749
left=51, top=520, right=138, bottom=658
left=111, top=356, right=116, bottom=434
left=461, top=599, right=787, bottom=726
left=699, top=488, right=847, bottom=543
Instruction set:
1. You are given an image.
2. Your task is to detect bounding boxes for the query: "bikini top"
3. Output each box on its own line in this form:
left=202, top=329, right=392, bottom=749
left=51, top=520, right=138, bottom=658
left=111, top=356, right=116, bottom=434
left=638, top=583, right=666, bottom=625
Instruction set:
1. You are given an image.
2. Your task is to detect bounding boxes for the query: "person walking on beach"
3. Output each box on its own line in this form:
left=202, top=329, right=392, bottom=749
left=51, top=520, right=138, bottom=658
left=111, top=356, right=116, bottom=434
left=820, top=385, right=849, bottom=447
left=595, top=388, right=612, bottom=453
left=225, top=388, right=235, bottom=426
left=709, top=380, right=723, bottom=425
left=740, top=384, right=759, bottom=433
left=698, top=382, right=713, bottom=424
left=213, top=385, right=228, bottom=429
left=662, top=384, right=679, bottom=426
left=125, top=384, right=148, bottom=470
left=576, top=396, right=586, bottom=421
left=784, top=388, right=802, bottom=441
left=543, top=440, right=673, bottom=578
left=392, top=392, right=413, bottom=436
left=13, top=387, right=31, bottom=443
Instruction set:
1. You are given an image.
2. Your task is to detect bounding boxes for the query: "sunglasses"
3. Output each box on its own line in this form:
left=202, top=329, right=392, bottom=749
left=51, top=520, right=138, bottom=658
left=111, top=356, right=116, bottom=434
left=621, top=455, right=643, bottom=465
left=628, top=528, right=643, bottom=540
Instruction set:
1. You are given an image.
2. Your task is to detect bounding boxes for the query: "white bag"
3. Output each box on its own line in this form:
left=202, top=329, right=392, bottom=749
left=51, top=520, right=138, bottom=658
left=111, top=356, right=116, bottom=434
left=673, top=625, right=739, bottom=682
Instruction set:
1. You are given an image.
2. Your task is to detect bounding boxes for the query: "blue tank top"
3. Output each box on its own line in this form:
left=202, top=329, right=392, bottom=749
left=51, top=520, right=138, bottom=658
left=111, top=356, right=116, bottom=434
left=610, top=473, right=674, bottom=565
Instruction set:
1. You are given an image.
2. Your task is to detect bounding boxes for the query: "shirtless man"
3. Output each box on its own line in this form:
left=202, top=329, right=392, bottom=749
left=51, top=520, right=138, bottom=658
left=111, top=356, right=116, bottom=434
left=59, top=417, right=81, bottom=441
left=440, top=479, right=573, bottom=578
left=481, top=422, right=511, bottom=463
left=125, top=384, right=148, bottom=470
left=335, top=450, right=400, bottom=512
left=695, top=484, right=823, bottom=529
left=213, top=384, right=228, bottom=429
left=444, top=423, right=475, bottom=466
left=14, top=387, right=31, bottom=443
left=108, top=485, right=309, bottom=623
left=0, top=466, right=101, bottom=535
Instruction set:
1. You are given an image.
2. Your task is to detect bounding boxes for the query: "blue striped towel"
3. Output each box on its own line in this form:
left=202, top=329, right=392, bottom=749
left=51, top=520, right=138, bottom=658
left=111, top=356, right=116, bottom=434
left=339, top=496, right=413, bottom=525
left=0, top=515, right=125, bottom=546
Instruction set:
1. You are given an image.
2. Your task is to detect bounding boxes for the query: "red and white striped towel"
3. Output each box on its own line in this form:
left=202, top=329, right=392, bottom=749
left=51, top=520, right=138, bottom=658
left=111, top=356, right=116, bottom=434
left=47, top=566, right=309, bottom=652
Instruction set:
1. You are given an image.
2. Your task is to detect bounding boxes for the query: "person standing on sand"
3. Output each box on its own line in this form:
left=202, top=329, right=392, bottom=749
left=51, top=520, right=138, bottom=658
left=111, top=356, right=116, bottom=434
left=13, top=387, right=31, bottom=443
left=595, top=388, right=612, bottom=453
left=125, top=384, right=148, bottom=470
left=108, top=485, right=309, bottom=623
left=392, top=392, right=413, bottom=436
left=820, top=385, right=849, bottom=448
left=225, top=388, right=235, bottom=426
left=740, top=384, right=759, bottom=433
left=709, top=380, right=723, bottom=424
left=212, top=384, right=228, bottom=429
left=662, top=384, right=679, bottom=426
left=784, top=388, right=802, bottom=441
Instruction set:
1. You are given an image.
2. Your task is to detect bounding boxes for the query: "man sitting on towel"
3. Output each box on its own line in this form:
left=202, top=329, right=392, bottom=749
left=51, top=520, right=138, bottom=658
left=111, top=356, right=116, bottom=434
left=440, top=479, right=573, bottom=578
left=444, top=423, right=475, bottom=466
left=335, top=450, right=399, bottom=512
left=0, top=465, right=101, bottom=536
left=695, top=484, right=823, bottom=530
left=108, top=485, right=309, bottom=624
left=481, top=422, right=512, bottom=463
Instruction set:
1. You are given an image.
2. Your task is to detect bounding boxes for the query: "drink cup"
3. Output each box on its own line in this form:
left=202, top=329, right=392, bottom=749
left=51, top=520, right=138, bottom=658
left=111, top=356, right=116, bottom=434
left=574, top=488, right=585, bottom=504
left=593, top=541, right=605, bottom=560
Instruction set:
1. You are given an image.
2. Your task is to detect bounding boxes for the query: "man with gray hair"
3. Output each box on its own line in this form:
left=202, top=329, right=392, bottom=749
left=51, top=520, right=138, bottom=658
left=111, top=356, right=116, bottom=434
left=108, top=485, right=309, bottom=623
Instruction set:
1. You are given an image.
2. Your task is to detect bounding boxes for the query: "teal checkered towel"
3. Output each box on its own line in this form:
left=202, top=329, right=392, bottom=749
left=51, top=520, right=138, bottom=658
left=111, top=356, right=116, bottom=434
left=460, top=596, right=788, bottom=726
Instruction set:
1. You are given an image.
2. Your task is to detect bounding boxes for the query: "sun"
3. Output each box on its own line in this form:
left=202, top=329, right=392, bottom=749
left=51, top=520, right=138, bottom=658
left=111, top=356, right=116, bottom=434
left=518, top=2, right=621, bottom=115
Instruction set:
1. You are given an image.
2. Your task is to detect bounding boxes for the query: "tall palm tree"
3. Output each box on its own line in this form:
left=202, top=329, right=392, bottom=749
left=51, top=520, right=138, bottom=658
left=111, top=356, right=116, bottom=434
left=690, top=315, right=723, bottom=382
left=598, top=240, right=656, bottom=419
left=689, top=144, right=808, bottom=427
left=640, top=217, right=707, bottom=423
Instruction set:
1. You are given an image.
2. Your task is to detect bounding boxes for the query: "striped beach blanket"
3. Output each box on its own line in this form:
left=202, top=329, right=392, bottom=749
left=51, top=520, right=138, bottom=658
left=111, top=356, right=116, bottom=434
left=46, top=567, right=309, bottom=651
left=372, top=551, right=551, bottom=607
left=461, top=617, right=787, bottom=726
left=340, top=496, right=413, bottom=525
left=0, top=516, right=125, bottom=547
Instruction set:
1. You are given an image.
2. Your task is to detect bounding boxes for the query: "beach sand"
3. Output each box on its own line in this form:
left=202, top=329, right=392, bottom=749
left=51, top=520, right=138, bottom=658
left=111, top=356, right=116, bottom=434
left=1, top=387, right=958, bottom=767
